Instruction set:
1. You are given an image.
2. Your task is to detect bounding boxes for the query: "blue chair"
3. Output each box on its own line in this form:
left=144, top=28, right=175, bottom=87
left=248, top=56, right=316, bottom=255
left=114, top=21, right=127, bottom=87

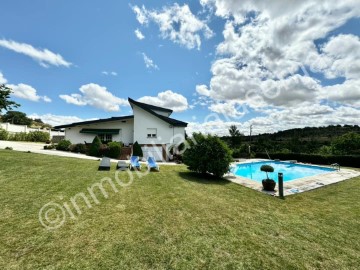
left=130, top=156, right=141, bottom=170
left=147, top=156, right=159, bottom=171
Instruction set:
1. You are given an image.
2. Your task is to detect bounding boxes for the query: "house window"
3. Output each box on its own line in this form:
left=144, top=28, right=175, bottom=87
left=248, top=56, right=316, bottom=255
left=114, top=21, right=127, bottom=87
left=98, top=134, right=112, bottom=143
left=147, top=128, right=157, bottom=138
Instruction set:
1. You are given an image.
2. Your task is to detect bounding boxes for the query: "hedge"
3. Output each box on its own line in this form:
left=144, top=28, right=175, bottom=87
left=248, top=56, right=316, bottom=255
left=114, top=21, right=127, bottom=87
left=255, top=152, right=360, bottom=168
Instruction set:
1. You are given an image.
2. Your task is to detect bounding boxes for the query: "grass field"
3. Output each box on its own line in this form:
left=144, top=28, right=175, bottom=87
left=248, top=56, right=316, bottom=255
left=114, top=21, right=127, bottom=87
left=1, top=150, right=359, bottom=269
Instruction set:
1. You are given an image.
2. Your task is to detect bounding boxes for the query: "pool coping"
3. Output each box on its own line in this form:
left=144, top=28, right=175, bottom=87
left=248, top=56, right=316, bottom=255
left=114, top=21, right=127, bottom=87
left=224, top=159, right=360, bottom=196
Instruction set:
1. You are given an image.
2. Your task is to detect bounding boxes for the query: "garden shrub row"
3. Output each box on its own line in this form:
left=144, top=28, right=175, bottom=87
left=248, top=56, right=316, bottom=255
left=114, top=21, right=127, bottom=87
left=54, top=137, right=122, bottom=159
left=0, top=128, right=50, bottom=142
left=255, top=152, right=360, bottom=168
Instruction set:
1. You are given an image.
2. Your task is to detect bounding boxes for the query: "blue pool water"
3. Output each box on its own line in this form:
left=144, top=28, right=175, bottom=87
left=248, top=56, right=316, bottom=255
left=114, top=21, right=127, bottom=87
left=231, top=161, right=335, bottom=182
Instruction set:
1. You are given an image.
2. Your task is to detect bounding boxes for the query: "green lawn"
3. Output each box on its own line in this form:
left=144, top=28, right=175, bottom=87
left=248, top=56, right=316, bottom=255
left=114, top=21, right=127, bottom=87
left=0, top=150, right=359, bottom=269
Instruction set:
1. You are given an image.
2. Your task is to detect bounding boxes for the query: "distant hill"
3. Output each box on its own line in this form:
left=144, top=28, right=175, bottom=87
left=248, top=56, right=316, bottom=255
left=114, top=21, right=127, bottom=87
left=221, top=125, right=360, bottom=155
left=243, top=125, right=360, bottom=142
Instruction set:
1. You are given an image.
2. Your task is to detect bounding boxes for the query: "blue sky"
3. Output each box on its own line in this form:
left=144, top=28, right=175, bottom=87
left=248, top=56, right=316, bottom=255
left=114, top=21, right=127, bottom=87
left=1, top=1, right=359, bottom=135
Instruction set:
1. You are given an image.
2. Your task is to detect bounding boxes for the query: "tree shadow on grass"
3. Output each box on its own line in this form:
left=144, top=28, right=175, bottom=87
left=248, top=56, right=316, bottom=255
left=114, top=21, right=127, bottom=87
left=178, top=171, right=230, bottom=185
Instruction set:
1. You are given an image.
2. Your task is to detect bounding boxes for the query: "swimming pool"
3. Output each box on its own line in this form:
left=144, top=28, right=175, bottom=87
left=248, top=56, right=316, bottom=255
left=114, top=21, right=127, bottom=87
left=231, top=161, right=335, bottom=182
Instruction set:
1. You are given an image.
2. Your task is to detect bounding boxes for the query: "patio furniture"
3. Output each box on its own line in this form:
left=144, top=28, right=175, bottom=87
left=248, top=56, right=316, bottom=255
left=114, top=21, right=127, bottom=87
left=147, top=156, right=159, bottom=171
left=130, top=156, right=141, bottom=170
left=116, top=161, right=128, bottom=171
left=98, top=157, right=111, bottom=171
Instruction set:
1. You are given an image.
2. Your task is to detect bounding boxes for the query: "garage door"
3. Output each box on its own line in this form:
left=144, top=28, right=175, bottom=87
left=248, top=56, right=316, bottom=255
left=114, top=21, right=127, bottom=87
left=142, top=146, right=163, bottom=161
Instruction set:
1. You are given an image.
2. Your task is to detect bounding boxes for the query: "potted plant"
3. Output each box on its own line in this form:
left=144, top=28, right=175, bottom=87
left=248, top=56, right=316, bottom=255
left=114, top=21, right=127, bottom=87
left=260, top=164, right=276, bottom=191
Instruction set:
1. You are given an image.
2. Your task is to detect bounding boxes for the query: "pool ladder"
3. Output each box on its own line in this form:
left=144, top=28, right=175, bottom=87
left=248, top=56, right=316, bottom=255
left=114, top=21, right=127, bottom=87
left=330, top=163, right=340, bottom=171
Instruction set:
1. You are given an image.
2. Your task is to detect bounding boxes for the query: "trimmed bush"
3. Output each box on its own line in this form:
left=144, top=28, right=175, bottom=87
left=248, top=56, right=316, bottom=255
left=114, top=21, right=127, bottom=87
left=70, top=143, right=88, bottom=154
left=56, top=140, right=72, bottom=151
left=9, top=132, right=27, bottom=141
left=260, top=164, right=274, bottom=179
left=44, top=144, right=56, bottom=150
left=107, top=141, right=122, bottom=159
left=255, top=152, right=360, bottom=168
left=183, top=133, right=233, bottom=177
left=26, top=131, right=50, bottom=142
left=132, top=141, right=143, bottom=157
left=0, top=128, right=9, bottom=140
left=89, top=136, right=102, bottom=157
left=99, top=144, right=109, bottom=157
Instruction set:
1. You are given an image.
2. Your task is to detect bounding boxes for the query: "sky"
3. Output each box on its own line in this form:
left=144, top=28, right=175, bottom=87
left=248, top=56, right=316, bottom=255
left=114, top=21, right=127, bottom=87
left=0, top=0, right=359, bottom=136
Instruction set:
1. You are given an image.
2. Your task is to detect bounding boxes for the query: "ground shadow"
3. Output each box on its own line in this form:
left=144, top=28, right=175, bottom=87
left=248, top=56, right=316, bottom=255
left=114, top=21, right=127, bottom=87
left=178, top=171, right=230, bottom=185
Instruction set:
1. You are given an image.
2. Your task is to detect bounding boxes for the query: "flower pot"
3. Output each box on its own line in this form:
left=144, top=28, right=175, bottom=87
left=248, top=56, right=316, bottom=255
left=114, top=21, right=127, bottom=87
left=262, top=179, right=276, bottom=191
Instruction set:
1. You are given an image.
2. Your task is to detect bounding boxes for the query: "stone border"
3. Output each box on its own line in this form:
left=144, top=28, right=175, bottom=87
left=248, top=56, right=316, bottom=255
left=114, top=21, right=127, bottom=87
left=225, top=159, right=360, bottom=196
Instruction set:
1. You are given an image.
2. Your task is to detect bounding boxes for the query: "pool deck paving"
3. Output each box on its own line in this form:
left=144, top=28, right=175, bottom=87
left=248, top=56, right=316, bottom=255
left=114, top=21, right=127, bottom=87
left=225, top=159, right=360, bottom=196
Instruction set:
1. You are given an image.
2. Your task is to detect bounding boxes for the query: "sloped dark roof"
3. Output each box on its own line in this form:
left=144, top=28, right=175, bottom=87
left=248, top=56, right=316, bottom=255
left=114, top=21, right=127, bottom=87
left=54, top=115, right=134, bottom=129
left=128, top=98, right=173, bottom=113
left=128, top=98, right=187, bottom=127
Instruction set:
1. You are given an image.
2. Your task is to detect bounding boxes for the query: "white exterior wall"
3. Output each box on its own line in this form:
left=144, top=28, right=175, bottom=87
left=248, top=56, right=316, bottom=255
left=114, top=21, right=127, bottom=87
left=152, top=110, right=171, bottom=117
left=0, top=122, right=64, bottom=138
left=132, top=106, right=185, bottom=145
left=64, top=119, right=134, bottom=144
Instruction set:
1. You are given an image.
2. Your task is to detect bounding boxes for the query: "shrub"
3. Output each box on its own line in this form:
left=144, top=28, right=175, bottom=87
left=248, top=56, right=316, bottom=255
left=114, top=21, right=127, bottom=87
left=56, top=140, right=72, bottom=151
left=132, top=141, right=143, bottom=157
left=232, top=145, right=249, bottom=158
left=318, top=145, right=332, bottom=155
left=26, top=131, right=50, bottom=142
left=9, top=132, right=27, bottom=141
left=107, top=141, right=122, bottom=158
left=0, top=128, right=9, bottom=140
left=99, top=144, right=109, bottom=157
left=183, top=133, right=233, bottom=177
left=5, top=146, right=13, bottom=150
left=44, top=144, right=56, bottom=150
left=260, top=164, right=274, bottom=179
left=70, top=143, right=88, bottom=154
left=89, top=136, right=102, bottom=157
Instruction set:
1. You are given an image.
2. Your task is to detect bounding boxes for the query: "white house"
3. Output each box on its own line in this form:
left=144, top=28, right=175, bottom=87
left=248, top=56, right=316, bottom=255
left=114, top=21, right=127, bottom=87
left=55, top=98, right=188, bottom=161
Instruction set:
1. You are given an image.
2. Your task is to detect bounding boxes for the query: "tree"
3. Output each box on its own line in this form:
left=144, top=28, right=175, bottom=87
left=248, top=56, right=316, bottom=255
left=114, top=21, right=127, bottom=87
left=183, top=133, right=232, bottom=177
left=89, top=136, right=102, bottom=157
left=1, top=111, right=32, bottom=126
left=0, top=84, right=20, bottom=113
left=228, top=125, right=242, bottom=147
left=132, top=141, right=143, bottom=157
left=332, top=132, right=360, bottom=155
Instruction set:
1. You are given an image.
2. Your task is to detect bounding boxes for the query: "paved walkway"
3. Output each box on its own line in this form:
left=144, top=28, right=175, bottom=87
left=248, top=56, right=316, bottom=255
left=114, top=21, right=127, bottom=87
left=0, top=141, right=179, bottom=165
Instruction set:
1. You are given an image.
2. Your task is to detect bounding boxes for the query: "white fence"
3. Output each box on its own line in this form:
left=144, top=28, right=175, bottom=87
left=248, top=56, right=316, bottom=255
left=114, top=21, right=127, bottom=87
left=0, top=122, right=64, bottom=138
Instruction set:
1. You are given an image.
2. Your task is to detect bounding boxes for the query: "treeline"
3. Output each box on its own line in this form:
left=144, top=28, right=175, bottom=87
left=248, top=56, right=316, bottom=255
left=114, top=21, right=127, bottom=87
left=221, top=125, right=360, bottom=157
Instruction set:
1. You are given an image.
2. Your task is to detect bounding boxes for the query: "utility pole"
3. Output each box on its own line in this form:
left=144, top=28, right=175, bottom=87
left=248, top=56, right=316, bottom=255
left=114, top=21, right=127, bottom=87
left=249, top=125, right=253, bottom=159
left=250, top=125, right=253, bottom=144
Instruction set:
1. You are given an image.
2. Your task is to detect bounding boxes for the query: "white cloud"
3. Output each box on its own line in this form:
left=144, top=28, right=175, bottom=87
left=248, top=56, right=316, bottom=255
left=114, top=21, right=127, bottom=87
left=321, top=79, right=360, bottom=107
left=134, top=29, right=145, bottom=40
left=102, top=71, right=118, bottom=76
left=132, top=5, right=149, bottom=25
left=195, top=84, right=210, bottom=96
left=28, top=113, right=93, bottom=127
left=0, top=72, right=7, bottom=84
left=8, top=83, right=51, bottom=102
left=138, top=90, right=189, bottom=112
left=186, top=104, right=360, bottom=136
left=59, top=83, right=128, bottom=112
left=307, top=34, right=360, bottom=80
left=142, top=53, right=159, bottom=70
left=132, top=4, right=213, bottom=50
left=209, top=101, right=246, bottom=118
left=0, top=39, right=72, bottom=67
left=193, top=0, right=360, bottom=127
left=42, top=96, right=52, bottom=103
